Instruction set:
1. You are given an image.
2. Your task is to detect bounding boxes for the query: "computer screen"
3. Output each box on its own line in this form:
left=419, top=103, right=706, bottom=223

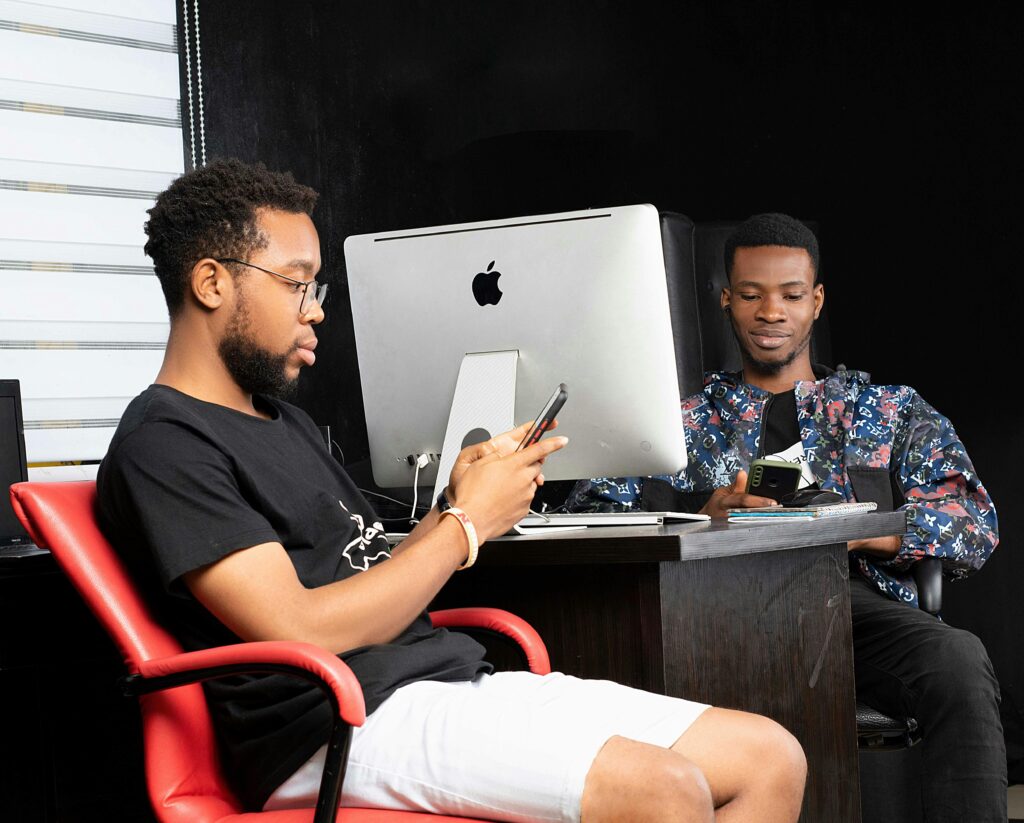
left=344, top=204, right=688, bottom=491
left=1, top=380, right=31, bottom=546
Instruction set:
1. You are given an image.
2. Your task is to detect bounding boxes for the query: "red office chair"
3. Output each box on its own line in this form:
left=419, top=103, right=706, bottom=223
left=9, top=481, right=551, bottom=823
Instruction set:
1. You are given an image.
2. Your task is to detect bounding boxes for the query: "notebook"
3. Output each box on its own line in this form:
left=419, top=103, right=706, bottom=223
left=727, top=501, right=877, bottom=523
left=0, top=380, right=48, bottom=558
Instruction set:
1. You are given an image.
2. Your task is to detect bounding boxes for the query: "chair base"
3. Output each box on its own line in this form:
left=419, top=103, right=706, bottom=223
left=856, top=701, right=921, bottom=750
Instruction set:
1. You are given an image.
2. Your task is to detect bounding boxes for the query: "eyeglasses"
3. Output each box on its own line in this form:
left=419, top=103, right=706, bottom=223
left=216, top=257, right=328, bottom=316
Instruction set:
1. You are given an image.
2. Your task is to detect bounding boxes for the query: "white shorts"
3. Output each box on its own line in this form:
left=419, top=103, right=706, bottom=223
left=264, top=671, right=710, bottom=822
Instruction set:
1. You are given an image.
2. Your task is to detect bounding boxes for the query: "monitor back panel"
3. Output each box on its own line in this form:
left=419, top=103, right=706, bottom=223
left=345, top=205, right=686, bottom=488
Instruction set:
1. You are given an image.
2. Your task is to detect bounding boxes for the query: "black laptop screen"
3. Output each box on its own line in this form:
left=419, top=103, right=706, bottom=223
left=1, top=394, right=31, bottom=545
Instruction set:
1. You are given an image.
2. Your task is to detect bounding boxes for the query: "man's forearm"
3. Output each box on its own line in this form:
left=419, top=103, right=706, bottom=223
left=389, top=506, right=443, bottom=556
left=188, top=434, right=563, bottom=654
left=301, top=515, right=471, bottom=652
left=185, top=515, right=472, bottom=656
left=847, top=534, right=902, bottom=559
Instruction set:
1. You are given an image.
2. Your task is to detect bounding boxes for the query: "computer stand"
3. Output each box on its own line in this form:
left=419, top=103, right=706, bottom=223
left=432, top=350, right=519, bottom=504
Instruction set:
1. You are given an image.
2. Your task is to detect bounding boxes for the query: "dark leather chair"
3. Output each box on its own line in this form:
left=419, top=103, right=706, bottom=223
left=690, top=219, right=833, bottom=373
left=660, top=213, right=927, bottom=753
left=662, top=214, right=939, bottom=607
left=658, top=212, right=707, bottom=400
left=684, top=215, right=937, bottom=821
left=685, top=215, right=941, bottom=616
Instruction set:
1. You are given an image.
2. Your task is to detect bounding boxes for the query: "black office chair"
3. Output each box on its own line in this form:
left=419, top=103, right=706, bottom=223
left=685, top=215, right=940, bottom=619
left=679, top=215, right=927, bottom=819
left=688, top=218, right=833, bottom=380
left=545, top=212, right=926, bottom=817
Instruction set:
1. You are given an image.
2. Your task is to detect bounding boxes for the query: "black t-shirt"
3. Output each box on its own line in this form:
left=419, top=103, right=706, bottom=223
left=761, top=389, right=817, bottom=491
left=97, top=385, right=490, bottom=809
left=761, top=389, right=801, bottom=457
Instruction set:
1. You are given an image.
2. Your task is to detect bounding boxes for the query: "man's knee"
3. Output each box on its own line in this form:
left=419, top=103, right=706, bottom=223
left=582, top=736, right=713, bottom=822
left=924, top=627, right=999, bottom=707
left=648, top=757, right=714, bottom=820
left=938, top=627, right=994, bottom=675
left=673, top=708, right=806, bottom=811
left=738, top=715, right=807, bottom=794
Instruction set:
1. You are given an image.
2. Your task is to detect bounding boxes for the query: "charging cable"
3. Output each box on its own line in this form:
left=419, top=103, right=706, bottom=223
left=408, top=453, right=431, bottom=526
left=527, top=506, right=551, bottom=522
left=359, top=487, right=429, bottom=513
left=329, top=439, right=345, bottom=465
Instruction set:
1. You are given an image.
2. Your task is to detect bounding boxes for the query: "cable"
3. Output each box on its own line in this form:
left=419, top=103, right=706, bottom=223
left=329, top=439, right=346, bottom=465
left=357, top=487, right=428, bottom=511
left=526, top=508, right=551, bottom=522
left=410, top=461, right=421, bottom=524
left=408, top=453, right=430, bottom=525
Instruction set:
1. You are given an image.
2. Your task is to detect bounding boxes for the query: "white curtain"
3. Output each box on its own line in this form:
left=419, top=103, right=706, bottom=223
left=0, top=0, right=185, bottom=479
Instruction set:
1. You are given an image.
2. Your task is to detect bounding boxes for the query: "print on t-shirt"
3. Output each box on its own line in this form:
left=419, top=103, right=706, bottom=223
left=339, top=500, right=391, bottom=570
left=763, top=440, right=816, bottom=489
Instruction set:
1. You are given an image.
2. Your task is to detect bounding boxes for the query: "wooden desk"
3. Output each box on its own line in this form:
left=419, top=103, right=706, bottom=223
left=435, top=511, right=907, bottom=823
left=2, top=512, right=904, bottom=822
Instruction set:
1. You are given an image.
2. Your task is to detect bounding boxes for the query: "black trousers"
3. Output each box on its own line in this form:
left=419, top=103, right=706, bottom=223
left=850, top=574, right=1007, bottom=822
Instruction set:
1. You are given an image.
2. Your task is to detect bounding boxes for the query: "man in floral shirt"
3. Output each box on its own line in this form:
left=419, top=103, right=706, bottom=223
left=569, top=213, right=1005, bottom=822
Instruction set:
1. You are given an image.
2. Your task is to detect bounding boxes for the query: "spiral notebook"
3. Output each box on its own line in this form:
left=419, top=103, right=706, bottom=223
left=727, top=501, right=877, bottom=523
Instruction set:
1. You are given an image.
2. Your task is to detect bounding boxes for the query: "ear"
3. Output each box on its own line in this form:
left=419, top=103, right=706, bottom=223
left=812, top=282, right=824, bottom=320
left=190, top=258, right=232, bottom=311
left=720, top=287, right=732, bottom=313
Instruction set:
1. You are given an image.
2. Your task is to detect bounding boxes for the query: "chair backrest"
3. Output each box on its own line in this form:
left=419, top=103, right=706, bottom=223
left=658, top=212, right=707, bottom=400
left=691, top=220, right=834, bottom=374
left=9, top=481, right=243, bottom=822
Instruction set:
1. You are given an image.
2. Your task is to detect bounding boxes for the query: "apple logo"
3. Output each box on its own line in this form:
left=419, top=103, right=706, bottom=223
left=472, top=260, right=503, bottom=306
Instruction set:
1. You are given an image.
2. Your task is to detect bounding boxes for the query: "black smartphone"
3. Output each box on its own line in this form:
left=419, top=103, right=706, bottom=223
left=517, top=384, right=568, bottom=450
left=745, top=458, right=802, bottom=502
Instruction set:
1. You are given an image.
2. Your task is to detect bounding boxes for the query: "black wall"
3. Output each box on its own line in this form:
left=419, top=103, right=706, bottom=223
left=187, top=0, right=1023, bottom=773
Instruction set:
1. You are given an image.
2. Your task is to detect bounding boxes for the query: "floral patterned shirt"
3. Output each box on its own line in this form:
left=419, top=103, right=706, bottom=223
left=567, top=367, right=999, bottom=607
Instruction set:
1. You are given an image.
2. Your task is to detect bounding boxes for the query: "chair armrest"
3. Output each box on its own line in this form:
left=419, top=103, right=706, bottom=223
left=129, top=641, right=366, bottom=726
left=913, top=556, right=943, bottom=616
left=430, top=607, right=551, bottom=675
left=128, top=641, right=364, bottom=823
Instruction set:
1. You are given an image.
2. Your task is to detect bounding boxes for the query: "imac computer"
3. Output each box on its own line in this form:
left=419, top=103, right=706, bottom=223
left=344, top=204, right=687, bottom=500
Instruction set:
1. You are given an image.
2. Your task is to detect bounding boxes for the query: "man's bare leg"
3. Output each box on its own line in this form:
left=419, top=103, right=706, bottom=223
left=671, top=707, right=806, bottom=822
left=580, top=708, right=805, bottom=822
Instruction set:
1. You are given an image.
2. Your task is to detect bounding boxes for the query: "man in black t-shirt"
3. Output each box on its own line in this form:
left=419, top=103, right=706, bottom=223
left=99, top=160, right=807, bottom=822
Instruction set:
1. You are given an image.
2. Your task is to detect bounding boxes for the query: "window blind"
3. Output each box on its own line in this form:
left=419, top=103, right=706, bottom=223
left=0, top=0, right=186, bottom=480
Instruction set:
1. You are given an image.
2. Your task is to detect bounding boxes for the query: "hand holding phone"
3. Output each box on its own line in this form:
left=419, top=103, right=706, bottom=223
left=745, top=458, right=802, bottom=502
left=517, top=384, right=568, bottom=451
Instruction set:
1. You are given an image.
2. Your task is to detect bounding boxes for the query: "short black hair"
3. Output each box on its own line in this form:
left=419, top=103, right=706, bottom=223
left=144, top=158, right=318, bottom=315
left=724, top=213, right=819, bottom=280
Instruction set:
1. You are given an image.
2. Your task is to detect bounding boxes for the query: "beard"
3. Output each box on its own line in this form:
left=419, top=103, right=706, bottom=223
left=731, top=318, right=814, bottom=377
left=218, top=302, right=299, bottom=400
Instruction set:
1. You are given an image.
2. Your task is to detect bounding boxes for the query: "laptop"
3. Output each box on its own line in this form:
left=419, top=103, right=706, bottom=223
left=1, top=379, right=48, bottom=558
